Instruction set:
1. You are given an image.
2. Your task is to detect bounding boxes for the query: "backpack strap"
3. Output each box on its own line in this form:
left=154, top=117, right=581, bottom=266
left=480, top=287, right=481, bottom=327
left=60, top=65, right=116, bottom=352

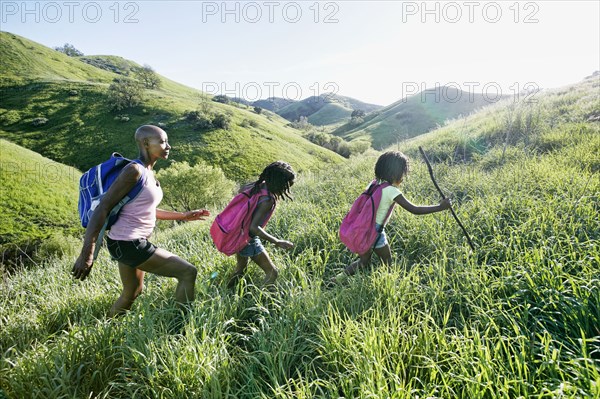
left=366, top=179, right=395, bottom=228
left=92, top=159, right=147, bottom=260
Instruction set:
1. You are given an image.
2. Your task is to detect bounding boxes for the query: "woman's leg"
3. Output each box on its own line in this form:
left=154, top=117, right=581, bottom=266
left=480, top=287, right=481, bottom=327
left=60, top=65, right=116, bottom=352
left=136, top=248, right=198, bottom=306
left=110, top=264, right=145, bottom=317
left=251, top=251, right=278, bottom=285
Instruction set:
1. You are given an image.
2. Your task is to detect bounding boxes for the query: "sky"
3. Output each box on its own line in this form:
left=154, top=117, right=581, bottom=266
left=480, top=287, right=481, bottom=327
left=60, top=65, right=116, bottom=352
left=1, top=0, right=599, bottom=105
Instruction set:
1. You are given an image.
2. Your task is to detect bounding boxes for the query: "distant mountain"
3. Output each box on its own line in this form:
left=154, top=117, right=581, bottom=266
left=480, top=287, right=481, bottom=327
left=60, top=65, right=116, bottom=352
left=0, top=31, right=344, bottom=181
left=252, top=97, right=296, bottom=113
left=334, top=86, right=505, bottom=149
left=275, top=94, right=383, bottom=126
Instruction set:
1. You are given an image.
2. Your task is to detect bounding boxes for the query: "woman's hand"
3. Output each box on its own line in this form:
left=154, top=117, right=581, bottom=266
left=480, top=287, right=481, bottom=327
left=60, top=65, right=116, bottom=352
left=182, top=209, right=210, bottom=221
left=72, top=254, right=94, bottom=280
left=275, top=239, right=294, bottom=250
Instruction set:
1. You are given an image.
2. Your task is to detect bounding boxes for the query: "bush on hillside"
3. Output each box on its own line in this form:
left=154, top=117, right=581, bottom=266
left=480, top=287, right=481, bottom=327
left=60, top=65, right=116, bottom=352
left=212, top=95, right=230, bottom=104
left=54, top=43, right=83, bottom=57
left=183, top=110, right=232, bottom=131
left=305, top=130, right=368, bottom=158
left=212, top=113, right=232, bottom=130
left=107, top=78, right=144, bottom=111
left=0, top=110, right=21, bottom=126
left=290, top=116, right=311, bottom=130
left=156, top=161, right=236, bottom=212
left=134, top=64, right=161, bottom=89
left=240, top=118, right=259, bottom=128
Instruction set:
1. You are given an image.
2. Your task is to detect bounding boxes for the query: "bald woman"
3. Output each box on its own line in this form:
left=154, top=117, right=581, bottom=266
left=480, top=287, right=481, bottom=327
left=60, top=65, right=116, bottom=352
left=72, top=125, right=210, bottom=316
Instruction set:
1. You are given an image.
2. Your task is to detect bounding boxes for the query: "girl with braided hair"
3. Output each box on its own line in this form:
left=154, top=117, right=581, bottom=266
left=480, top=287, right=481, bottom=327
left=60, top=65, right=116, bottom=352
left=227, top=161, right=296, bottom=288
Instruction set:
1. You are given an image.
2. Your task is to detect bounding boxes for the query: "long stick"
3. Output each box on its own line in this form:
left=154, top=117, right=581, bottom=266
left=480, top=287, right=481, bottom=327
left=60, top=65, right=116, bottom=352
left=418, top=146, right=476, bottom=251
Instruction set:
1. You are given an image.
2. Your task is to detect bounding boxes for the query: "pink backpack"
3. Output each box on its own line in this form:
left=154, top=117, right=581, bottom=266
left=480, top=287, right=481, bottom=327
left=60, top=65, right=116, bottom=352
left=210, top=187, right=274, bottom=256
left=339, top=180, right=394, bottom=255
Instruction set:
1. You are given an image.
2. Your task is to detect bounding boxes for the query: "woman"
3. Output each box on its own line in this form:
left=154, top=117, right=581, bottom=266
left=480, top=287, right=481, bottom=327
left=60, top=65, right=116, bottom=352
left=72, top=125, right=209, bottom=316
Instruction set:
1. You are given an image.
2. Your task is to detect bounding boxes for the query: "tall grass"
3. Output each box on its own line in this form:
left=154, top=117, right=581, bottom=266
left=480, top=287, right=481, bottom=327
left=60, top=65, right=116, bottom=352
left=1, top=78, right=599, bottom=398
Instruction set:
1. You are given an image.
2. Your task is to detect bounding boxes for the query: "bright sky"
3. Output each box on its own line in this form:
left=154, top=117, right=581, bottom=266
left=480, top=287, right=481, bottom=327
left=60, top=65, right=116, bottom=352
left=2, top=1, right=599, bottom=105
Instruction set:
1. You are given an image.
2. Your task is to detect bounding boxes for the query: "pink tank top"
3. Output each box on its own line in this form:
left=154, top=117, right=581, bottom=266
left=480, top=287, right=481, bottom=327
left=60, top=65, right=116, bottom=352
left=108, top=170, right=163, bottom=240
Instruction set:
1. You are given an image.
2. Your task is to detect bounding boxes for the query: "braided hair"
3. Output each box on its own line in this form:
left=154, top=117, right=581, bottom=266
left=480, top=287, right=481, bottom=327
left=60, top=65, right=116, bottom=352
left=250, top=161, right=296, bottom=200
left=374, top=151, right=410, bottom=184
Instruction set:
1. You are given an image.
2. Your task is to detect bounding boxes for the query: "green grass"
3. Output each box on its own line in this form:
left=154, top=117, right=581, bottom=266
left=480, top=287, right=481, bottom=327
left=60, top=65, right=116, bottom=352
left=0, top=31, right=344, bottom=181
left=0, top=139, right=81, bottom=269
left=0, top=32, right=114, bottom=85
left=1, top=76, right=599, bottom=398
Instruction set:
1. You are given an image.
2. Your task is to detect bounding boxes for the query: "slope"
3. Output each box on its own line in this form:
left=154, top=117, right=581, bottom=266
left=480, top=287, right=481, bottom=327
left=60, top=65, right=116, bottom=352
left=276, top=93, right=383, bottom=125
left=334, top=86, right=503, bottom=149
left=0, top=32, right=344, bottom=181
left=0, top=139, right=81, bottom=267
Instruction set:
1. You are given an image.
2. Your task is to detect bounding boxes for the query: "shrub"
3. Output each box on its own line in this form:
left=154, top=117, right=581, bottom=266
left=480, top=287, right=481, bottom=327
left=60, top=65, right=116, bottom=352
left=240, top=118, right=259, bottom=128
left=134, top=64, right=161, bottom=89
left=156, top=161, right=236, bottom=211
left=290, top=116, right=311, bottom=130
left=54, top=43, right=83, bottom=57
left=212, top=95, right=230, bottom=104
left=107, top=78, right=144, bottom=111
left=212, top=113, right=232, bottom=130
left=0, top=110, right=21, bottom=126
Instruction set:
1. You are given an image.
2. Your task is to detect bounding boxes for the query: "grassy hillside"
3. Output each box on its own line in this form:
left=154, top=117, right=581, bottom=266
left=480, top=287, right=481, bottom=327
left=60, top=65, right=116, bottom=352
left=1, top=76, right=598, bottom=398
left=0, top=32, right=344, bottom=181
left=0, top=32, right=114, bottom=85
left=277, top=93, right=382, bottom=125
left=251, top=97, right=296, bottom=113
left=335, top=86, right=502, bottom=149
left=0, top=140, right=81, bottom=269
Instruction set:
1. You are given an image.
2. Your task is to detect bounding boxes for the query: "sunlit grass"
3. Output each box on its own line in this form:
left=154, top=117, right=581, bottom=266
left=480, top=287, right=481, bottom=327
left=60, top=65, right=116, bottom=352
left=1, top=78, right=599, bottom=398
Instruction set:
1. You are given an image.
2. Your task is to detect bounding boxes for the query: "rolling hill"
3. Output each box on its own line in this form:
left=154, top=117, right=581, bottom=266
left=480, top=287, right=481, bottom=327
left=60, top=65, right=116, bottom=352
left=251, top=97, right=296, bottom=113
left=334, top=85, right=504, bottom=149
left=0, top=139, right=81, bottom=268
left=0, top=32, right=344, bottom=181
left=275, top=93, right=383, bottom=126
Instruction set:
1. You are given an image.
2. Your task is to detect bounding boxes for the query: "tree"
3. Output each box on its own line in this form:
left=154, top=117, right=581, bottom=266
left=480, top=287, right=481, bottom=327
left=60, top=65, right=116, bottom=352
left=212, top=95, right=230, bottom=104
left=107, top=78, right=144, bottom=111
left=351, top=109, right=365, bottom=118
left=54, top=43, right=83, bottom=57
left=350, top=109, right=366, bottom=126
left=198, top=94, right=212, bottom=114
left=253, top=106, right=263, bottom=114
left=291, top=116, right=311, bottom=130
left=156, top=161, right=236, bottom=211
left=135, top=64, right=161, bottom=89
left=212, top=113, right=232, bottom=130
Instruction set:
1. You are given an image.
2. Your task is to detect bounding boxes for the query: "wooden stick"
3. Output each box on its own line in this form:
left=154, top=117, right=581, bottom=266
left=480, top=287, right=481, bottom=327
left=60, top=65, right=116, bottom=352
left=418, top=146, right=476, bottom=252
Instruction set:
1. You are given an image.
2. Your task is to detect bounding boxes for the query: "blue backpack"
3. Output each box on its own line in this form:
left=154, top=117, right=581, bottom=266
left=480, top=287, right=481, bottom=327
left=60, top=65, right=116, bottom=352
left=78, top=152, right=146, bottom=259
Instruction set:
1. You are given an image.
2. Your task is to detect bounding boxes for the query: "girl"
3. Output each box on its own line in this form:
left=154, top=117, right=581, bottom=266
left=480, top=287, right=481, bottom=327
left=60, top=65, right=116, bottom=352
left=226, top=161, right=296, bottom=288
left=343, top=150, right=451, bottom=276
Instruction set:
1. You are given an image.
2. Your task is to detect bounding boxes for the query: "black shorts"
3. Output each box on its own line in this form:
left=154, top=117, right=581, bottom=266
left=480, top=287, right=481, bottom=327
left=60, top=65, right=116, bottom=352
left=106, top=237, right=157, bottom=268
